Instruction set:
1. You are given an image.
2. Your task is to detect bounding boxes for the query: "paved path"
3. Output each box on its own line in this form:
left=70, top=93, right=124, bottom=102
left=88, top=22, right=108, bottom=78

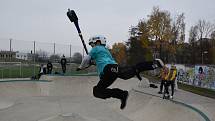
left=0, top=75, right=214, bottom=121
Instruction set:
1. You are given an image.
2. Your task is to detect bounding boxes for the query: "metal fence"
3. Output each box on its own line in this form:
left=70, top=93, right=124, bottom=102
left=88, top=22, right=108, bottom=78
left=0, top=38, right=85, bottom=60
left=0, top=62, right=97, bottom=79
left=0, top=38, right=93, bottom=78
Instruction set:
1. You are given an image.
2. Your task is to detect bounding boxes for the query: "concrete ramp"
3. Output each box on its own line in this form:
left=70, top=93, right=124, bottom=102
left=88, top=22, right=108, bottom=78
left=0, top=76, right=209, bottom=121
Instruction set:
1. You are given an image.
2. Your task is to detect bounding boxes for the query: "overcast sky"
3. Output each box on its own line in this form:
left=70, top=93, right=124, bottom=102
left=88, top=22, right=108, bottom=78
left=0, top=0, right=215, bottom=50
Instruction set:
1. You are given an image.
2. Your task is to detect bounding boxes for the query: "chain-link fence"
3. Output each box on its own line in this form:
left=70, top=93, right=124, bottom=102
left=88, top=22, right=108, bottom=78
left=0, top=38, right=84, bottom=59
left=0, top=38, right=93, bottom=78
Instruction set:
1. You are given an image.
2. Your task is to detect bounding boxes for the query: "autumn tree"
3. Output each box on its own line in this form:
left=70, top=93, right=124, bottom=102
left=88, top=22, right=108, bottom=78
left=111, top=42, right=127, bottom=65
left=147, top=6, right=172, bottom=62
left=127, top=36, right=146, bottom=65
left=126, top=26, right=149, bottom=65
left=138, top=20, right=153, bottom=61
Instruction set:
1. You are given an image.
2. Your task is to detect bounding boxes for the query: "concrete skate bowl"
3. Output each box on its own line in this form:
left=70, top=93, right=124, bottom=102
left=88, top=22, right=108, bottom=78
left=0, top=75, right=207, bottom=121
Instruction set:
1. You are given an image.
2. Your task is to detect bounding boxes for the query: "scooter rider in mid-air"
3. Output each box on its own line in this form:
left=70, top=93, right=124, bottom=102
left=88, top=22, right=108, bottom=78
left=76, top=35, right=164, bottom=109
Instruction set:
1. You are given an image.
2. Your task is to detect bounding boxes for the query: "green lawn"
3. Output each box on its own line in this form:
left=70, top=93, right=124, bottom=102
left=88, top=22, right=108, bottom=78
left=0, top=64, right=96, bottom=78
left=0, top=66, right=39, bottom=78
left=178, top=83, right=215, bottom=99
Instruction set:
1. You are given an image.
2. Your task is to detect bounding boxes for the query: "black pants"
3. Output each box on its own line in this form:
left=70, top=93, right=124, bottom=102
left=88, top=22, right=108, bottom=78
left=169, top=81, right=175, bottom=96
left=38, top=73, right=43, bottom=79
left=47, top=68, right=52, bottom=74
left=93, top=62, right=155, bottom=100
left=62, top=65, right=66, bottom=73
left=159, top=80, right=165, bottom=92
left=164, top=81, right=175, bottom=96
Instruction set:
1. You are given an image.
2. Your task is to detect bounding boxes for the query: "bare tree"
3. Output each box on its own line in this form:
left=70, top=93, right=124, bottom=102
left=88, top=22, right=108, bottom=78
left=49, top=54, right=60, bottom=62
left=171, top=13, right=185, bottom=44
left=72, top=52, right=82, bottom=63
left=169, top=13, right=185, bottom=63
left=36, top=49, right=48, bottom=62
left=196, top=20, right=215, bottom=63
left=197, top=19, right=215, bottom=39
left=189, top=26, right=198, bottom=43
left=211, top=31, right=215, bottom=39
left=188, top=25, right=199, bottom=64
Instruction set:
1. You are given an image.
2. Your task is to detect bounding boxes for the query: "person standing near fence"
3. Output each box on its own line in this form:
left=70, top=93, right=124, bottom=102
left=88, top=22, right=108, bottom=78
left=47, top=61, right=53, bottom=74
left=61, top=55, right=67, bottom=74
left=167, top=64, right=177, bottom=99
left=38, top=64, right=46, bottom=79
left=158, top=65, right=169, bottom=94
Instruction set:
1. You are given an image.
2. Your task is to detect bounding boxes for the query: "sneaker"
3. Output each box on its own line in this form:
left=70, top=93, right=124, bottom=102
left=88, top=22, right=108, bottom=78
left=170, top=95, right=173, bottom=99
left=120, top=91, right=129, bottom=110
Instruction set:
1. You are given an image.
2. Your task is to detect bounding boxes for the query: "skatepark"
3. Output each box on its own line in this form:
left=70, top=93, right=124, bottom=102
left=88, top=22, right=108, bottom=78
left=0, top=75, right=214, bottom=121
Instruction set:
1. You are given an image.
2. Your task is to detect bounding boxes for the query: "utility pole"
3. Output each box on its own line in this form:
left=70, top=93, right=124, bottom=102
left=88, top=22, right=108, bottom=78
left=70, top=44, right=71, bottom=62
left=9, top=38, right=12, bottom=52
left=53, top=43, right=56, bottom=62
left=54, top=43, right=56, bottom=55
left=9, top=38, right=12, bottom=61
left=33, top=41, right=36, bottom=76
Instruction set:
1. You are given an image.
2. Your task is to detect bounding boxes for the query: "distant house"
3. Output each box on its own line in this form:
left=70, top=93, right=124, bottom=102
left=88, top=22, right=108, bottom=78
left=27, top=53, right=34, bottom=61
left=16, top=52, right=28, bottom=60
left=0, top=51, right=16, bottom=61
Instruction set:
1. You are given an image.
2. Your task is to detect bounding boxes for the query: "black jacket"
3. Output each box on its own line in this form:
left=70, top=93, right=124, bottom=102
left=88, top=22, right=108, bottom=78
left=47, top=62, right=53, bottom=70
left=61, top=58, right=67, bottom=65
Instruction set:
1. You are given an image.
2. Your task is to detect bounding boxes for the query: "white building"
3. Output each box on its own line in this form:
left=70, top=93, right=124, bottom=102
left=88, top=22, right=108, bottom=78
left=16, top=52, right=28, bottom=60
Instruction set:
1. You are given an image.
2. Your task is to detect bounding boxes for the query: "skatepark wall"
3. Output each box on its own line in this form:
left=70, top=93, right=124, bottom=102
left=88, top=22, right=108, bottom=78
left=145, top=64, right=215, bottom=90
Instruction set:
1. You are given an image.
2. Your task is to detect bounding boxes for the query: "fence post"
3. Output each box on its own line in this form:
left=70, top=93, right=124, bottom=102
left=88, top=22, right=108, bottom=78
left=10, top=38, right=12, bottom=52
left=1, top=69, right=3, bottom=79
left=33, top=41, right=36, bottom=76
left=54, top=43, right=56, bottom=62
left=54, top=43, right=55, bottom=55
left=70, top=44, right=71, bottom=62
left=9, top=38, right=12, bottom=62
left=20, top=62, right=22, bottom=78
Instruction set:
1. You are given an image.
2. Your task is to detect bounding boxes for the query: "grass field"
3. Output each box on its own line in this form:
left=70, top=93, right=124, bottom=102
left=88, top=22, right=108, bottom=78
left=178, top=83, right=215, bottom=99
left=0, top=66, right=39, bottom=78
left=0, top=63, right=97, bottom=78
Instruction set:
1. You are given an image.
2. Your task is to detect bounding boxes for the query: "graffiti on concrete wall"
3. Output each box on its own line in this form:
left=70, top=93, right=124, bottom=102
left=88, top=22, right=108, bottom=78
left=177, top=65, right=215, bottom=90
